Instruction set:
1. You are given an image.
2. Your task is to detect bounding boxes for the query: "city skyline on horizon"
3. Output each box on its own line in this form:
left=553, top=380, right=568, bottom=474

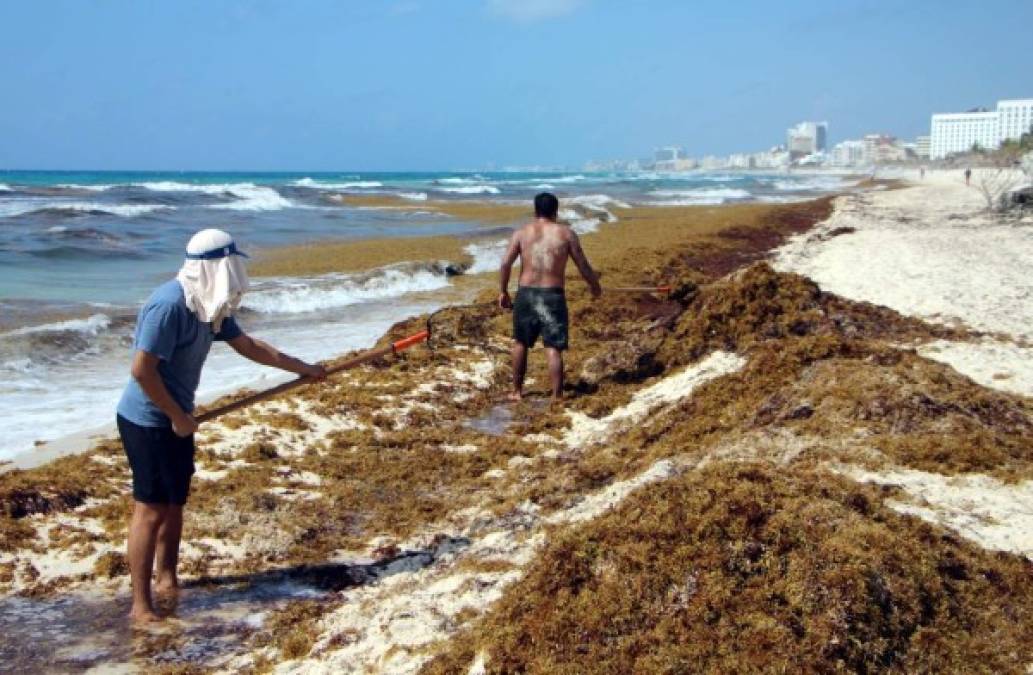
left=2, top=1, right=1032, bottom=171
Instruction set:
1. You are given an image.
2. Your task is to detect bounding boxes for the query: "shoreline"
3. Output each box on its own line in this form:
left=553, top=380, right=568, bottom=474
left=2, top=191, right=822, bottom=468
left=4, top=279, right=492, bottom=472
left=3, top=176, right=1032, bottom=673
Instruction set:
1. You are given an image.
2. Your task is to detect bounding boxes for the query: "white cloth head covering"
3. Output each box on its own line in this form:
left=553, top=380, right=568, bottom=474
left=176, top=229, right=250, bottom=332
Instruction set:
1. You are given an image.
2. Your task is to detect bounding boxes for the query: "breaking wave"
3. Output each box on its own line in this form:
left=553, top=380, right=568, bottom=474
left=767, top=176, right=848, bottom=192
left=565, top=194, right=631, bottom=210
left=651, top=188, right=750, bottom=199
left=435, top=185, right=501, bottom=195
left=0, top=311, right=135, bottom=380
left=756, top=195, right=811, bottom=204
left=647, top=187, right=751, bottom=205
left=55, top=184, right=113, bottom=192
left=558, top=209, right=601, bottom=235
left=435, top=177, right=485, bottom=185
left=0, top=200, right=172, bottom=219
left=463, top=239, right=509, bottom=275
left=242, top=264, right=452, bottom=315
left=135, top=181, right=293, bottom=211
left=291, top=178, right=384, bottom=189
left=0, top=313, right=113, bottom=340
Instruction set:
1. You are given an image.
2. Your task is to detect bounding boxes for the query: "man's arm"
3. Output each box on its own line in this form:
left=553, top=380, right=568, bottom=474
left=130, top=351, right=198, bottom=437
left=498, top=230, right=521, bottom=309
left=568, top=231, right=602, bottom=297
left=227, top=334, right=327, bottom=380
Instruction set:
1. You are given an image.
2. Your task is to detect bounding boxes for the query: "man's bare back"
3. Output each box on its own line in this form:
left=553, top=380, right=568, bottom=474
left=502, top=219, right=597, bottom=290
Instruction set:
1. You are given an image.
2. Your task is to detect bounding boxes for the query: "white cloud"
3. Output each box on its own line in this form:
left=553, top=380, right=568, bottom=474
left=487, top=0, right=587, bottom=22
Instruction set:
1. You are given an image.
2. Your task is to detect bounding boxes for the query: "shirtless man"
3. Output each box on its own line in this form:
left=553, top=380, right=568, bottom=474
left=498, top=192, right=602, bottom=401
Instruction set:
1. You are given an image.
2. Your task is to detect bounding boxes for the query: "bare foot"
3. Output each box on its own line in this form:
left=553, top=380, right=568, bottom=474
left=550, top=396, right=565, bottom=409
left=128, top=606, right=163, bottom=624
left=154, top=578, right=179, bottom=598
left=507, top=391, right=523, bottom=402
left=155, top=591, right=179, bottom=615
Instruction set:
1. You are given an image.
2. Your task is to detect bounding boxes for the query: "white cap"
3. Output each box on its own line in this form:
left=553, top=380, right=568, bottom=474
left=185, top=228, right=248, bottom=259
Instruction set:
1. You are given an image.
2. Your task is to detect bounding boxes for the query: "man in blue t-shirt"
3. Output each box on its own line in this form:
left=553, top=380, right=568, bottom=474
left=116, top=229, right=325, bottom=623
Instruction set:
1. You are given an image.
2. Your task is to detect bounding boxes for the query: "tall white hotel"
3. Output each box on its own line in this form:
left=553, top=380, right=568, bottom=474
left=930, top=98, right=1033, bottom=159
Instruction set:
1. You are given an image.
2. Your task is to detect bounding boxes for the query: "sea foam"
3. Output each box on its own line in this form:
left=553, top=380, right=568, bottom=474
left=436, top=185, right=501, bottom=195
left=436, top=177, right=483, bottom=185
left=136, top=181, right=293, bottom=211
left=648, top=187, right=751, bottom=205
left=0, top=199, right=172, bottom=218
left=0, top=313, right=113, bottom=340
left=565, top=194, right=631, bottom=210
left=243, top=265, right=451, bottom=315
left=463, top=239, right=509, bottom=275
left=291, top=178, right=384, bottom=189
left=768, top=176, right=848, bottom=192
left=55, top=184, right=114, bottom=191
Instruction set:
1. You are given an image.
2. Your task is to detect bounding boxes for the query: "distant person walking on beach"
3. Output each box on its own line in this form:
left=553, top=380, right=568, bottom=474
left=920, top=166, right=926, bottom=180
left=498, top=193, right=602, bottom=402
left=965, top=167, right=972, bottom=186
left=116, top=229, right=325, bottom=623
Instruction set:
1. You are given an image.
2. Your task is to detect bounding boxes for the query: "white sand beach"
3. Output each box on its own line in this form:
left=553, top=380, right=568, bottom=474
left=774, top=170, right=1033, bottom=395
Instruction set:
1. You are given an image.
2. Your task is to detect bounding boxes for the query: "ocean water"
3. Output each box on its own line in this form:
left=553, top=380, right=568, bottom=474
left=0, top=169, right=851, bottom=460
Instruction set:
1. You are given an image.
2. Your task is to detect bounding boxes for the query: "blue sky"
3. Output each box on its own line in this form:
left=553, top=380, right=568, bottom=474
left=1, top=0, right=1030, bottom=170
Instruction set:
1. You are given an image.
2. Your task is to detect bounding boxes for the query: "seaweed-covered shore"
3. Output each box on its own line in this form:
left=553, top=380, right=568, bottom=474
left=1, top=177, right=1031, bottom=673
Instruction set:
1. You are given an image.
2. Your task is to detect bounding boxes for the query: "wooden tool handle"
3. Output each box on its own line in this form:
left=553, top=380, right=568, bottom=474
left=194, top=330, right=429, bottom=424
left=608, top=286, right=673, bottom=293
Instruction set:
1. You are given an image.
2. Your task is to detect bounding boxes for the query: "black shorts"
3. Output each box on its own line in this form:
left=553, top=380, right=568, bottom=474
left=117, top=415, right=195, bottom=505
left=513, top=286, right=569, bottom=351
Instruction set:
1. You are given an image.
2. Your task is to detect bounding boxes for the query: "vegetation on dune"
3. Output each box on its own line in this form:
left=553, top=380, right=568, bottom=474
left=469, top=260, right=1030, bottom=530
left=424, top=463, right=1033, bottom=674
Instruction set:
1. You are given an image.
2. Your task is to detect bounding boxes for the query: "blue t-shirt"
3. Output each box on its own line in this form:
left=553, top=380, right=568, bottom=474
left=116, top=279, right=243, bottom=427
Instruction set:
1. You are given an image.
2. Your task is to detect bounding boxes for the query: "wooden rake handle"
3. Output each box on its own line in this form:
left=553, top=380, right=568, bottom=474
left=607, top=286, right=673, bottom=294
left=194, top=330, right=430, bottom=424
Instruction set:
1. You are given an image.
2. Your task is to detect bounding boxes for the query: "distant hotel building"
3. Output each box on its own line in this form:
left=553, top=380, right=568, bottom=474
left=830, top=135, right=914, bottom=166
left=864, top=134, right=907, bottom=163
left=727, top=153, right=753, bottom=169
left=786, top=121, right=828, bottom=158
left=830, top=140, right=866, bottom=167
left=915, top=135, right=931, bottom=160
left=929, top=98, right=1033, bottom=159
left=929, top=110, right=999, bottom=159
left=998, top=99, right=1033, bottom=142
left=752, top=147, right=790, bottom=169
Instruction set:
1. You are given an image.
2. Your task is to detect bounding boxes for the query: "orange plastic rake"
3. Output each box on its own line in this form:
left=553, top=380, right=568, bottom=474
left=194, top=329, right=430, bottom=424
